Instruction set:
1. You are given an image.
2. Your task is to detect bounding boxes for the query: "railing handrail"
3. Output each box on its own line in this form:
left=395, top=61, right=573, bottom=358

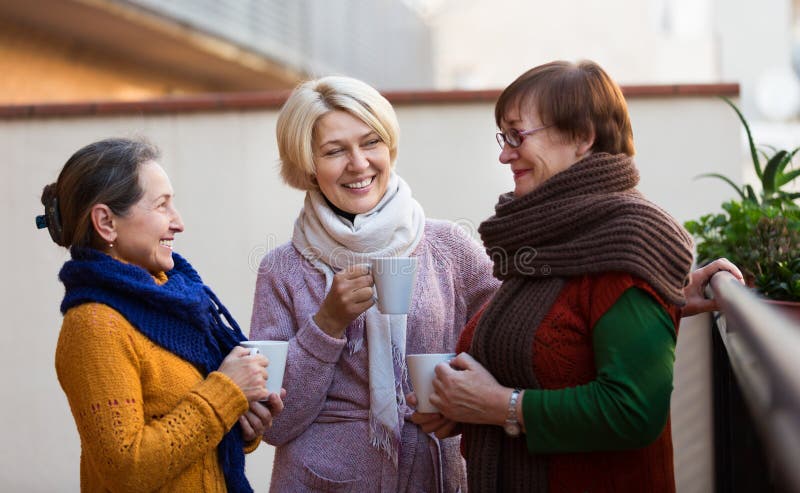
left=709, top=272, right=800, bottom=492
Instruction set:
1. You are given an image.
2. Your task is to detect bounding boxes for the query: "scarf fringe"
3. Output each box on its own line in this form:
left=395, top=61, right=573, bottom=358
left=368, top=411, right=400, bottom=467
left=392, top=342, right=407, bottom=406
left=347, top=337, right=364, bottom=355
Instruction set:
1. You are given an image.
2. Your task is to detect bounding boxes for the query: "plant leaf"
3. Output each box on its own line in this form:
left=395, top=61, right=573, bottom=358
left=776, top=147, right=798, bottom=175
left=775, top=147, right=800, bottom=187
left=777, top=168, right=800, bottom=188
left=696, top=172, right=747, bottom=201
left=744, top=184, right=758, bottom=203
left=762, top=144, right=778, bottom=153
left=721, top=96, right=762, bottom=180
left=762, top=150, right=787, bottom=195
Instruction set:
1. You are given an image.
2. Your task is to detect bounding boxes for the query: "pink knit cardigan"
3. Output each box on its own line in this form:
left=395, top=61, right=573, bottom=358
left=250, top=219, right=499, bottom=492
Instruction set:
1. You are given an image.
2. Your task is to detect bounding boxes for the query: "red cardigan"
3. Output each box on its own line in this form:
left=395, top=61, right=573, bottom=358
left=457, top=272, right=680, bottom=493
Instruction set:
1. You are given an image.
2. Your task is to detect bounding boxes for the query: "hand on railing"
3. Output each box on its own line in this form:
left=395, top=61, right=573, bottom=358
left=683, top=258, right=744, bottom=317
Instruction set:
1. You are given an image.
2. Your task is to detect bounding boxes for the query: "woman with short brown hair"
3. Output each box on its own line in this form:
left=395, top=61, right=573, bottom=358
left=412, top=60, right=735, bottom=493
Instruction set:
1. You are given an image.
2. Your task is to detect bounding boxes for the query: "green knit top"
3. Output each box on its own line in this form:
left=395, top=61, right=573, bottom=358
left=523, top=287, right=675, bottom=452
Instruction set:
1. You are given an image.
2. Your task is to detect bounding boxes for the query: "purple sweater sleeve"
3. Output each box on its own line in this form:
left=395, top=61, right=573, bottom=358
left=249, top=245, right=348, bottom=446
left=441, top=222, right=499, bottom=322
left=248, top=220, right=499, bottom=461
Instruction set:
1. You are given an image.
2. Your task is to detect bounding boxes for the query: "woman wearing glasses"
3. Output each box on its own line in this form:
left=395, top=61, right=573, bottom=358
left=249, top=76, right=499, bottom=492
left=409, top=60, right=741, bottom=493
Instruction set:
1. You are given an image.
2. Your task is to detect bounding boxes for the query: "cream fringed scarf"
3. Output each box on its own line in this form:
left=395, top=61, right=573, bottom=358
left=464, top=152, right=694, bottom=492
left=292, top=172, right=425, bottom=466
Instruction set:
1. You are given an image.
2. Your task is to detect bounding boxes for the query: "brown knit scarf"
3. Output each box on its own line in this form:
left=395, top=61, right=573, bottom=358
left=464, top=152, right=694, bottom=493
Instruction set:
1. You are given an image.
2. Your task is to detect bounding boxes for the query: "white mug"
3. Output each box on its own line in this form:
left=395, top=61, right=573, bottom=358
left=240, top=340, right=289, bottom=394
left=406, top=353, right=456, bottom=413
left=370, top=257, right=418, bottom=314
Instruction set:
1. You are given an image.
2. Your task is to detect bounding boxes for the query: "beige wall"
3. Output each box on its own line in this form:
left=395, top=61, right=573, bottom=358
left=1, top=95, right=741, bottom=491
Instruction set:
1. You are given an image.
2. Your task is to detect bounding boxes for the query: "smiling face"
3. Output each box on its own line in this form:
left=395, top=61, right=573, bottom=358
left=313, top=110, right=392, bottom=214
left=498, top=105, right=589, bottom=197
left=112, top=161, right=184, bottom=274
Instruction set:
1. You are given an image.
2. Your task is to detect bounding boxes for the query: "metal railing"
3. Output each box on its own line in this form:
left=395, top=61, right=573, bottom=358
left=709, top=271, right=800, bottom=493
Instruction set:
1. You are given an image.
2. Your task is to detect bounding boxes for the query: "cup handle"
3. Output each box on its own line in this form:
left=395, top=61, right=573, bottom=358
left=367, top=262, right=380, bottom=305
left=248, top=347, right=260, bottom=356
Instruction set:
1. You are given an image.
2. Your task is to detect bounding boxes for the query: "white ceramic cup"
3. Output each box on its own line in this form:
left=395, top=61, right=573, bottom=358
left=240, top=340, right=289, bottom=394
left=406, top=353, right=456, bottom=413
left=370, top=257, right=418, bottom=314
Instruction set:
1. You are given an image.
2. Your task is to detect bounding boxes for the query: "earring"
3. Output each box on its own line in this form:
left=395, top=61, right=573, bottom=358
left=109, top=242, right=114, bottom=249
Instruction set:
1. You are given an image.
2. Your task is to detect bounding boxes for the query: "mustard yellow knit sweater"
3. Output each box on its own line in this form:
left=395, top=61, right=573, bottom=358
left=55, top=301, right=258, bottom=492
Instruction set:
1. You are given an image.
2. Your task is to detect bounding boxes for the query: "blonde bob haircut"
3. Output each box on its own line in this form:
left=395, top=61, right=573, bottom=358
left=276, top=75, right=400, bottom=191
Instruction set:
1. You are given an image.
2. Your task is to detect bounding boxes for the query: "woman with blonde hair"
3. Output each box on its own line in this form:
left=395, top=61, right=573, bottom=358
left=250, top=76, right=499, bottom=491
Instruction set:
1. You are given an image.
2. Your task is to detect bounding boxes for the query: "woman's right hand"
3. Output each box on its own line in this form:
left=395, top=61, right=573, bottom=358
left=217, top=346, right=269, bottom=402
left=313, top=264, right=374, bottom=338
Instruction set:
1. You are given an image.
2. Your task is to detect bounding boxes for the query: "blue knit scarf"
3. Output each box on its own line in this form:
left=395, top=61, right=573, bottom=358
left=59, top=247, right=253, bottom=493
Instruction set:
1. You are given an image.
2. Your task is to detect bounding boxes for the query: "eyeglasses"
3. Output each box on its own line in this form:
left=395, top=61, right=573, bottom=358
left=495, top=125, right=551, bottom=149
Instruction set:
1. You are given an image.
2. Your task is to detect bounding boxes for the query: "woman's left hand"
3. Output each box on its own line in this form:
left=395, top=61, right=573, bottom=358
left=239, top=389, right=286, bottom=441
left=682, top=258, right=745, bottom=317
left=430, top=352, right=510, bottom=426
left=407, top=392, right=460, bottom=439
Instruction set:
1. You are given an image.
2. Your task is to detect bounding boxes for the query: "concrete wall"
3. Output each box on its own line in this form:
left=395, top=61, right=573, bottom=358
left=1, top=92, right=741, bottom=492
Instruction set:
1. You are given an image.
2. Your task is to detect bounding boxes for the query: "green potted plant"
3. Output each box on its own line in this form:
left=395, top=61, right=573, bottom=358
left=684, top=97, right=800, bottom=318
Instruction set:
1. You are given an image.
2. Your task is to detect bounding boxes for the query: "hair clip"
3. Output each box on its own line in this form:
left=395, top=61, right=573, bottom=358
left=35, top=214, right=48, bottom=229
left=37, top=197, right=64, bottom=244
